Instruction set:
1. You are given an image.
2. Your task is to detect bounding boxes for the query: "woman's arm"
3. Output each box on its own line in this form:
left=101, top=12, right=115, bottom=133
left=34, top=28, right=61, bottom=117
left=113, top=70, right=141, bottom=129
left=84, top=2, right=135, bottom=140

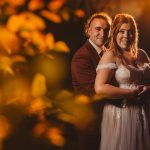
left=95, top=51, right=142, bottom=99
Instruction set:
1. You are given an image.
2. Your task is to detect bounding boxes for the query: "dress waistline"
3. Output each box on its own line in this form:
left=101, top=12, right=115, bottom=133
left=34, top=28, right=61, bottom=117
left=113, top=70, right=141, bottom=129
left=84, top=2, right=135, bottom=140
left=104, top=98, right=143, bottom=108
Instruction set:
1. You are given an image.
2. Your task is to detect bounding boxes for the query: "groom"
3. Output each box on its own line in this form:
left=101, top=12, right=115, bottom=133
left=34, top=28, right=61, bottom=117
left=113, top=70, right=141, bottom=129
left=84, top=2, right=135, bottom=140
left=71, top=12, right=112, bottom=150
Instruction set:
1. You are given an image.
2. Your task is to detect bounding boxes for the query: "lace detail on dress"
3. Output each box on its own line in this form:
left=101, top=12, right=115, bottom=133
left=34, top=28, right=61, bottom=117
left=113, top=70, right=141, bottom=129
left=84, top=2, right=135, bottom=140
left=143, top=63, right=150, bottom=68
left=96, top=63, right=117, bottom=72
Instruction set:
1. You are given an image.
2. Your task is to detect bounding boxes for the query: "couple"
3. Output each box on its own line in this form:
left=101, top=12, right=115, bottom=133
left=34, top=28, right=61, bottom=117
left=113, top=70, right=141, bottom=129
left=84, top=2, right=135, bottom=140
left=71, top=12, right=150, bottom=150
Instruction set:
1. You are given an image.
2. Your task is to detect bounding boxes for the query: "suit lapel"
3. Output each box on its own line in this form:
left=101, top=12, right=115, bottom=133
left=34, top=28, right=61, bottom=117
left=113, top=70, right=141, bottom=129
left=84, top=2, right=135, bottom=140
left=85, top=41, right=100, bottom=68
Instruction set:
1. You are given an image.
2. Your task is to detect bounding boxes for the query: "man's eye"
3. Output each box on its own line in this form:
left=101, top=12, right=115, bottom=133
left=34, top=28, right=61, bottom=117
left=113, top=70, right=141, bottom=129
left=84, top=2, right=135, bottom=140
left=95, top=27, right=101, bottom=30
left=119, top=30, right=124, bottom=33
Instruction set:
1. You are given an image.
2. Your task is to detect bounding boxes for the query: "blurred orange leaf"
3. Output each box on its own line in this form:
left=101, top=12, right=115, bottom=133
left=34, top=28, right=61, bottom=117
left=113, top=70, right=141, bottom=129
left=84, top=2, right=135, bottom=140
left=11, top=55, right=27, bottom=64
left=31, top=73, right=47, bottom=97
left=74, top=95, right=90, bottom=104
left=28, top=98, right=46, bottom=115
left=0, top=115, right=11, bottom=141
left=61, top=9, right=70, bottom=21
left=28, top=0, right=45, bottom=11
left=48, top=0, right=66, bottom=12
left=40, top=10, right=62, bottom=23
left=46, top=127, right=66, bottom=147
left=74, top=9, right=85, bottom=18
left=7, top=12, right=46, bottom=32
left=53, top=41, right=70, bottom=53
left=7, top=14, right=25, bottom=32
left=0, top=56, right=14, bottom=75
left=31, top=31, right=46, bottom=52
left=54, top=91, right=96, bottom=129
left=45, top=33, right=55, bottom=50
left=3, top=77, right=30, bottom=106
left=0, top=26, right=20, bottom=54
left=6, top=0, right=25, bottom=7
left=33, top=121, right=48, bottom=137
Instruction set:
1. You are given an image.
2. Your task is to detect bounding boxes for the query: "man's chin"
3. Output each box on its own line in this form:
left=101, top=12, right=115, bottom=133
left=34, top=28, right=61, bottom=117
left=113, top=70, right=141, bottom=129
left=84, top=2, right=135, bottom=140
left=96, top=42, right=104, bottom=47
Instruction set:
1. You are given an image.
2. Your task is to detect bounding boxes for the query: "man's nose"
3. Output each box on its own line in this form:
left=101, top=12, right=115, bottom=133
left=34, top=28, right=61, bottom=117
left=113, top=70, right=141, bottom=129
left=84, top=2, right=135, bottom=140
left=100, top=30, right=104, bottom=36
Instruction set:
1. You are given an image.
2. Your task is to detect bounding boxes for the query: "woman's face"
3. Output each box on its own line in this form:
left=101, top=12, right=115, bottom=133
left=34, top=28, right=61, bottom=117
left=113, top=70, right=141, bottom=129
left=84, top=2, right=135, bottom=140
left=116, top=23, right=133, bottom=50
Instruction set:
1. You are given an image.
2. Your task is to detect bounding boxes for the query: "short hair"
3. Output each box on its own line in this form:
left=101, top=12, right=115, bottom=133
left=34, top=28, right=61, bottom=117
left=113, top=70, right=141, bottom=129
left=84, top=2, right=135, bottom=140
left=84, top=12, right=112, bottom=37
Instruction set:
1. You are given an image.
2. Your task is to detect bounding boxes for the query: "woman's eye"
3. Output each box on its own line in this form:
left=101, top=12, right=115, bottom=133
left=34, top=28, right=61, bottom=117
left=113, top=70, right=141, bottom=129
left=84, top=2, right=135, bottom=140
left=128, top=31, right=133, bottom=35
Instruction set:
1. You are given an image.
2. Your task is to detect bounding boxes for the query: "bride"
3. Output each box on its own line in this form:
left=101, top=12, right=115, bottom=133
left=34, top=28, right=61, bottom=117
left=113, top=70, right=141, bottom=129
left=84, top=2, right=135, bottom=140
left=95, top=13, right=150, bottom=150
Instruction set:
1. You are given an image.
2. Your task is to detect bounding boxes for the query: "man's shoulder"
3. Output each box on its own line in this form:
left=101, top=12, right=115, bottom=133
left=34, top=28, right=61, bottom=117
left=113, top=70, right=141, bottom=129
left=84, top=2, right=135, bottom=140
left=73, top=41, right=91, bottom=58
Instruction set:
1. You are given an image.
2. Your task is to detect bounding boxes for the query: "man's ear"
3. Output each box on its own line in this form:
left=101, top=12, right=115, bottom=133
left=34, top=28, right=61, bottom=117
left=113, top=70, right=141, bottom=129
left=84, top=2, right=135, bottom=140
left=87, top=27, right=91, bottom=37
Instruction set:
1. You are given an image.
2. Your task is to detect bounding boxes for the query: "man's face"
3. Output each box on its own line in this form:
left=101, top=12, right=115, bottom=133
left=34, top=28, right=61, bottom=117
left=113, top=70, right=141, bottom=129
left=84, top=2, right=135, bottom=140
left=88, top=18, right=110, bottom=48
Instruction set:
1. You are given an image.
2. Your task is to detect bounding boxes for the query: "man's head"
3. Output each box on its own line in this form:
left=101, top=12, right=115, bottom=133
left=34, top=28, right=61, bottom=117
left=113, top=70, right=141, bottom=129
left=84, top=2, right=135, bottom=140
left=84, top=12, right=112, bottom=48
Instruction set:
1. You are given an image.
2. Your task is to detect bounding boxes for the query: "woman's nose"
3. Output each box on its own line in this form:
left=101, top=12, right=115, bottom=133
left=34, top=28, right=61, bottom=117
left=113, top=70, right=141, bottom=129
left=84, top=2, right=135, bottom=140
left=124, top=31, right=128, bottom=37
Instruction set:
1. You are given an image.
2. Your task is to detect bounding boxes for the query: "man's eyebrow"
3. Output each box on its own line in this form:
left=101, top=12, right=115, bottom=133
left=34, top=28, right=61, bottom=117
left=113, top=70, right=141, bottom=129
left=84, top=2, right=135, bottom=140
left=119, top=29, right=125, bottom=31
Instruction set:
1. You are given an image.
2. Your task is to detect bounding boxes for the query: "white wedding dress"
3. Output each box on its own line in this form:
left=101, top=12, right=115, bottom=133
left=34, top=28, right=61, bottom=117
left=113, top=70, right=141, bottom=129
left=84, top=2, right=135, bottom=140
left=96, top=63, right=150, bottom=150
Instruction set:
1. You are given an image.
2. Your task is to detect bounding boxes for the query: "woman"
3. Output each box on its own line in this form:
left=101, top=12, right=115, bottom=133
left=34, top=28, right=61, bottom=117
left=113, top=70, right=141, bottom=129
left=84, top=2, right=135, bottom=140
left=95, top=13, right=150, bottom=150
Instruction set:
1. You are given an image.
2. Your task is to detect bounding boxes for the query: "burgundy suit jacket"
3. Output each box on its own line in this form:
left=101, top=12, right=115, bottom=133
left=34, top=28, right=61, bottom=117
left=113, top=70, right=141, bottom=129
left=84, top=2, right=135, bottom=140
left=71, top=40, right=100, bottom=96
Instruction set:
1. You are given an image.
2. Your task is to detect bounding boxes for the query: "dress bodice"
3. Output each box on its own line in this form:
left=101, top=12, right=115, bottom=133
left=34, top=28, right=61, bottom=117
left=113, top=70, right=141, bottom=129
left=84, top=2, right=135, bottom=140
left=96, top=63, right=150, bottom=89
left=115, top=65, right=143, bottom=89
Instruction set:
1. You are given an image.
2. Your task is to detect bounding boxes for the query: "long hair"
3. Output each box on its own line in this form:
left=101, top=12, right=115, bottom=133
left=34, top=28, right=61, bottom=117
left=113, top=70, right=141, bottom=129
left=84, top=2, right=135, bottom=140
left=109, top=13, right=138, bottom=58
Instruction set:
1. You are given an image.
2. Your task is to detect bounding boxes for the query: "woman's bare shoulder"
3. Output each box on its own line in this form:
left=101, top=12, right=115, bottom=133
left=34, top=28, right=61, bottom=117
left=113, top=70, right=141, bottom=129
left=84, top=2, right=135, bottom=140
left=101, top=50, right=116, bottom=63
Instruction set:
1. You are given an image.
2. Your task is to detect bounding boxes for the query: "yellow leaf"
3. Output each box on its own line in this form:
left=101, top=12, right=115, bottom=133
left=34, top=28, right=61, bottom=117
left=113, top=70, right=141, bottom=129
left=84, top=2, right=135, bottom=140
left=0, top=56, right=14, bottom=75
left=40, top=10, right=62, bottom=23
left=23, top=45, right=36, bottom=56
left=19, top=30, right=31, bottom=39
left=74, top=94, right=90, bottom=104
left=11, top=55, right=27, bottom=64
left=33, top=121, right=48, bottom=137
left=0, top=26, right=20, bottom=54
left=53, top=41, right=70, bottom=53
left=29, top=98, right=46, bottom=114
left=28, top=0, right=45, bottom=11
left=31, top=31, right=46, bottom=52
left=45, top=33, right=55, bottom=50
left=46, top=127, right=66, bottom=147
left=7, top=14, right=25, bottom=32
left=20, top=12, right=46, bottom=30
left=74, top=9, right=85, bottom=18
left=0, top=115, right=11, bottom=140
left=2, top=77, right=30, bottom=106
left=31, top=73, right=47, bottom=97
left=48, top=0, right=66, bottom=12
left=54, top=91, right=96, bottom=129
left=61, top=9, right=70, bottom=21
left=7, top=12, right=46, bottom=32
left=6, top=0, right=25, bottom=7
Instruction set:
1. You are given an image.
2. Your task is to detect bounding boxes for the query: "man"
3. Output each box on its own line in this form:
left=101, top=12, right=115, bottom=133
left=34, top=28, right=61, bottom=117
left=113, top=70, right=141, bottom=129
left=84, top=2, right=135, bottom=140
left=71, top=12, right=112, bottom=150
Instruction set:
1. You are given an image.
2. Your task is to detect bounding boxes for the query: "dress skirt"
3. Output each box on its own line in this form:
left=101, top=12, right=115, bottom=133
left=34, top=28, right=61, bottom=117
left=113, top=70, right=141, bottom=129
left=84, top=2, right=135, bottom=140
left=100, top=104, right=150, bottom=150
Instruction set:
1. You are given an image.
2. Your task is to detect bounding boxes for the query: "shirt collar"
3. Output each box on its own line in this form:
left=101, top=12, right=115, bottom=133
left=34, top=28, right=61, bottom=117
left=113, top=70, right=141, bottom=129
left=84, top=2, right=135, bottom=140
left=88, top=39, right=103, bottom=55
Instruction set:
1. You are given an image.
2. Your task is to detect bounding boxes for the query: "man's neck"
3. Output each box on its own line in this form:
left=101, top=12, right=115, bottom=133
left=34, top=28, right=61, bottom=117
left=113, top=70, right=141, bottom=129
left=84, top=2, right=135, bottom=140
left=88, top=39, right=104, bottom=54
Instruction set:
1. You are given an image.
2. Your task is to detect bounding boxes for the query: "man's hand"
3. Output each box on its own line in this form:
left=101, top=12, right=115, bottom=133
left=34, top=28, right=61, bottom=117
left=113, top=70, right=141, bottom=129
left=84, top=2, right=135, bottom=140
left=138, top=85, right=150, bottom=96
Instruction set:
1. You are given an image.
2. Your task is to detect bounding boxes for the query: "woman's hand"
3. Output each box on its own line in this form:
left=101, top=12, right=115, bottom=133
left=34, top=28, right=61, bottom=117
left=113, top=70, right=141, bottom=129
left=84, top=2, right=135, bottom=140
left=137, top=85, right=150, bottom=96
left=131, top=85, right=144, bottom=97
